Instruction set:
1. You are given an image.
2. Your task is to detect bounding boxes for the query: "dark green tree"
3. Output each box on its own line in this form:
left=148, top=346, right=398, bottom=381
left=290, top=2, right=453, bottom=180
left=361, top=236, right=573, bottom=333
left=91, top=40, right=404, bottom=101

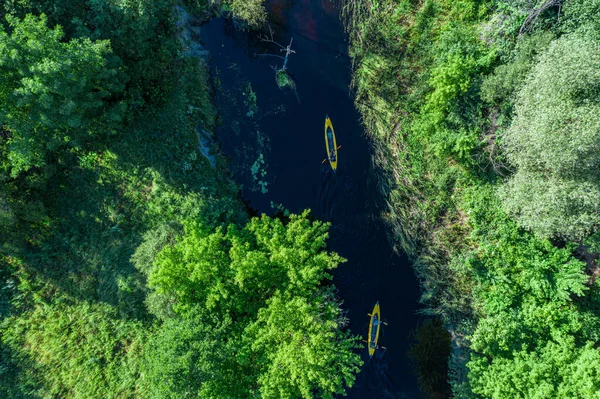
left=0, top=13, right=126, bottom=175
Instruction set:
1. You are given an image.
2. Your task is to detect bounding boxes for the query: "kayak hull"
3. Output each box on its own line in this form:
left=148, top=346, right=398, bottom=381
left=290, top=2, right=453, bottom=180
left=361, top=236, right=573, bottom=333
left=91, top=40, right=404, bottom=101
left=324, top=116, right=338, bottom=171
left=368, top=302, right=381, bottom=358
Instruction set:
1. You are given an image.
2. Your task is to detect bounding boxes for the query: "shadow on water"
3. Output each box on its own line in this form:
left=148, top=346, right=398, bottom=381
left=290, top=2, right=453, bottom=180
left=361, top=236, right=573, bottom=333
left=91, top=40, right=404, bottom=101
left=200, top=1, right=422, bottom=397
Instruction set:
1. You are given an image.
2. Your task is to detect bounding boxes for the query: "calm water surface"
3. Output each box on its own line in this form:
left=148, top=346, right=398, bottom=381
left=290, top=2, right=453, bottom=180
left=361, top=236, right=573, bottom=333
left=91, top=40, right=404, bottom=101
left=201, top=1, right=422, bottom=397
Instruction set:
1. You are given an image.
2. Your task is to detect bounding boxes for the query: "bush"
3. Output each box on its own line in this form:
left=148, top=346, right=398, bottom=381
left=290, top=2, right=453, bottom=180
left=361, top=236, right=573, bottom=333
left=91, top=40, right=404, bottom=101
left=228, top=0, right=266, bottom=30
left=500, top=34, right=600, bottom=240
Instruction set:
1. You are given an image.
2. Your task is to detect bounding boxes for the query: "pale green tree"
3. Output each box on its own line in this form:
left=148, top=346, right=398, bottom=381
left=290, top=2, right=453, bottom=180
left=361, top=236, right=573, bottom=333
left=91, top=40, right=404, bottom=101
left=500, top=34, right=600, bottom=240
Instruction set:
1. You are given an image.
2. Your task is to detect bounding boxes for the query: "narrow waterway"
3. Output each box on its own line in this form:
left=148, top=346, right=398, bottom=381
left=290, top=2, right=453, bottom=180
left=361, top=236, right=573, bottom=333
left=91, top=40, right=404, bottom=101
left=200, top=1, right=422, bottom=397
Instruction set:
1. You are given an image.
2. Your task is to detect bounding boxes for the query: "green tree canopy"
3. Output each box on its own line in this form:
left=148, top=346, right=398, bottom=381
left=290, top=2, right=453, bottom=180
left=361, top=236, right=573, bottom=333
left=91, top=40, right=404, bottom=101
left=141, top=311, right=254, bottom=399
left=244, top=293, right=361, bottom=399
left=148, top=212, right=344, bottom=317
left=461, top=186, right=600, bottom=398
left=500, top=34, right=600, bottom=240
left=0, top=13, right=126, bottom=175
left=469, top=334, right=600, bottom=398
left=142, top=212, right=362, bottom=399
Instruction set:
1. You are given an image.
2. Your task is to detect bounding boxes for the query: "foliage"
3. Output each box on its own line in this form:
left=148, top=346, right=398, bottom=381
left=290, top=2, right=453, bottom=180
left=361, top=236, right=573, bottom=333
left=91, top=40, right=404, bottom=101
left=463, top=185, right=600, bottom=397
left=1, top=300, right=145, bottom=399
left=149, top=212, right=343, bottom=316
left=227, top=0, right=267, bottom=30
left=469, top=334, right=600, bottom=398
left=141, top=311, right=251, bottom=399
left=143, top=212, right=361, bottom=398
left=500, top=34, right=600, bottom=240
left=276, top=69, right=296, bottom=89
left=245, top=293, right=361, bottom=399
left=0, top=14, right=126, bottom=176
left=561, top=0, right=600, bottom=39
left=480, top=31, right=554, bottom=111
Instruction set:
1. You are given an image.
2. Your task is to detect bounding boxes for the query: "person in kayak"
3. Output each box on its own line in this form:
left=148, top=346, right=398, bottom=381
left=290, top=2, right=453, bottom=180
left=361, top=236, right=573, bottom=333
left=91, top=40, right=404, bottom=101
left=327, top=128, right=336, bottom=162
left=329, top=148, right=336, bottom=162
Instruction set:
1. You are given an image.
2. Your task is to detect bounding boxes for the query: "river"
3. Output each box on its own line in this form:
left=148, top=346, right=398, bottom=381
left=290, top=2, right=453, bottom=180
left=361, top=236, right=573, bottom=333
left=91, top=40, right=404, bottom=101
left=200, top=1, right=422, bottom=397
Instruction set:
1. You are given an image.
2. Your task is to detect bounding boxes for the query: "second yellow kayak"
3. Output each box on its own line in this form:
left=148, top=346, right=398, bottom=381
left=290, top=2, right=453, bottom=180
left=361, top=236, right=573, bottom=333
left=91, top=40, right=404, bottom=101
left=324, top=115, right=338, bottom=171
left=367, top=302, right=381, bottom=358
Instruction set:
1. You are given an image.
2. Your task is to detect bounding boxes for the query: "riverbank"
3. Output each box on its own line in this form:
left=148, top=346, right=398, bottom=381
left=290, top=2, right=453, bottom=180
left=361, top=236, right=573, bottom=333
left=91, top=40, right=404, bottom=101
left=0, top=2, right=368, bottom=397
left=345, top=0, right=600, bottom=396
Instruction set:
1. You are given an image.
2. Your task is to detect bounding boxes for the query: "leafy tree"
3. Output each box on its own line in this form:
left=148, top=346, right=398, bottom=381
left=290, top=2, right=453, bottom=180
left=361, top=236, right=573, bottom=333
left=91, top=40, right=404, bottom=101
left=141, top=311, right=254, bottom=399
left=481, top=31, right=554, bottom=110
left=149, top=212, right=344, bottom=317
left=143, top=212, right=361, bottom=399
left=469, top=334, right=600, bottom=398
left=500, top=34, right=600, bottom=240
left=561, top=0, right=600, bottom=39
left=0, top=14, right=127, bottom=175
left=244, top=292, right=361, bottom=399
left=461, top=186, right=600, bottom=397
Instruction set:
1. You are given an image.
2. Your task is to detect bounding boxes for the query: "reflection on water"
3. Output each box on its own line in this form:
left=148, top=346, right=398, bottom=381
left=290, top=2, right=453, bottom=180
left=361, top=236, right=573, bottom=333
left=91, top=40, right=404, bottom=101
left=201, top=1, right=422, bottom=397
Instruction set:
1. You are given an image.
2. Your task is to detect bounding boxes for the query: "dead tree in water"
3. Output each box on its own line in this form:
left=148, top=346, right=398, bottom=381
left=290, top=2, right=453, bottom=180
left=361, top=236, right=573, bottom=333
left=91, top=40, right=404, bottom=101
left=256, top=26, right=296, bottom=89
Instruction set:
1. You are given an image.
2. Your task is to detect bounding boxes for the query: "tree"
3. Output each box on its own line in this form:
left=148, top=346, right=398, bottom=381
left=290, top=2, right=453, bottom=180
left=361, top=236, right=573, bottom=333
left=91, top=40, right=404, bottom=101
left=244, top=292, right=361, bottom=399
left=500, top=34, right=600, bottom=240
left=0, top=14, right=127, bottom=175
left=148, top=212, right=344, bottom=317
left=469, top=334, right=600, bottom=398
left=461, top=186, right=600, bottom=398
left=141, top=311, right=255, bottom=399
left=143, top=212, right=361, bottom=399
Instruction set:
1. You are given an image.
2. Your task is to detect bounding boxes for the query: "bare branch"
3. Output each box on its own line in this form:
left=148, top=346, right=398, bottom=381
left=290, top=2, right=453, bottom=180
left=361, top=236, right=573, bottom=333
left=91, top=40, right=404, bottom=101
left=259, top=25, right=286, bottom=49
left=519, top=0, right=562, bottom=35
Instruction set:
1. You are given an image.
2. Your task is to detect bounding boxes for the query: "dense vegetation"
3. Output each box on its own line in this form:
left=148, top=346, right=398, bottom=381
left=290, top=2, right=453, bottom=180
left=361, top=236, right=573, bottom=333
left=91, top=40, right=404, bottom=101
left=0, top=1, right=361, bottom=398
left=344, top=0, right=600, bottom=397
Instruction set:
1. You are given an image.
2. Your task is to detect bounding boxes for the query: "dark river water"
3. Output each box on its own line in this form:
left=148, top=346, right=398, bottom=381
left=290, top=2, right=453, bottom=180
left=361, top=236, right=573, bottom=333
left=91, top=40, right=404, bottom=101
left=200, top=1, right=422, bottom=397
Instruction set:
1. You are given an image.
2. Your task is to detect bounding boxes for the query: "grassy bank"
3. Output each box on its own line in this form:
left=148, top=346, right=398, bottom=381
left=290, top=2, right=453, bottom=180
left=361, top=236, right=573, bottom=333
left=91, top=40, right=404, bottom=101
left=344, top=0, right=600, bottom=396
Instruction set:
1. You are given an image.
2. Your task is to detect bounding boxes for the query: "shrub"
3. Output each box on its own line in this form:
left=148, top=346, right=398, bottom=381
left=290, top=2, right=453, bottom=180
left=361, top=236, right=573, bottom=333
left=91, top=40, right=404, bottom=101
left=229, top=0, right=267, bottom=30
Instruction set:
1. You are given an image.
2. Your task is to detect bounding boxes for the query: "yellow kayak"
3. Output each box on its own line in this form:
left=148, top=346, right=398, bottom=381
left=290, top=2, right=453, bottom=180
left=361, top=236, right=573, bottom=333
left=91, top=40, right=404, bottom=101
left=324, top=115, right=338, bottom=171
left=367, top=302, right=381, bottom=358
